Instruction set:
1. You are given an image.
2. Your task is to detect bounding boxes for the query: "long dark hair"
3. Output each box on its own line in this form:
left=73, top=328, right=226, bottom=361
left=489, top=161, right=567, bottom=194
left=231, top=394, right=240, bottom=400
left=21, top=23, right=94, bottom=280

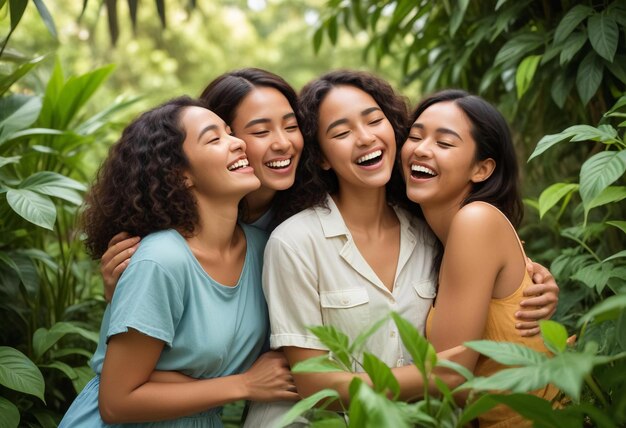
left=278, top=69, right=411, bottom=223
left=199, top=68, right=300, bottom=226
left=407, top=89, right=523, bottom=227
left=82, top=96, right=205, bottom=258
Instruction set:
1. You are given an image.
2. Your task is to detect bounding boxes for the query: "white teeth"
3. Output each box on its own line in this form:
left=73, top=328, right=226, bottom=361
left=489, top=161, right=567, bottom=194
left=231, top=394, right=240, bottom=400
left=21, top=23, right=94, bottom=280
left=411, top=164, right=437, bottom=176
left=265, top=158, right=292, bottom=169
left=356, top=150, right=382, bottom=164
left=228, top=159, right=249, bottom=171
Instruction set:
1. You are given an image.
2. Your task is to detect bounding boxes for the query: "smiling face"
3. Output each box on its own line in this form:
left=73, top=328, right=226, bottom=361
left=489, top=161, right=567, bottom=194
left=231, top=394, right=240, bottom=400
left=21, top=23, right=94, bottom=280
left=230, top=87, right=303, bottom=192
left=401, top=101, right=494, bottom=209
left=316, top=85, right=396, bottom=193
left=180, top=106, right=260, bottom=200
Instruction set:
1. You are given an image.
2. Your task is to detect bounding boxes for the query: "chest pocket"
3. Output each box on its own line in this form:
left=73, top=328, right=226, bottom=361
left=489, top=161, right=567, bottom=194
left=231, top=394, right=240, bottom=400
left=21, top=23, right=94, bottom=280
left=319, top=288, right=370, bottom=341
left=413, top=279, right=437, bottom=300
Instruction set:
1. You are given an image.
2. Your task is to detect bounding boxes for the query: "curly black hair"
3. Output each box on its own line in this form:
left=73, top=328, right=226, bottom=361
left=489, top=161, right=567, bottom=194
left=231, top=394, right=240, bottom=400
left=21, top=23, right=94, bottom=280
left=276, top=70, right=414, bottom=223
left=82, top=96, right=205, bottom=258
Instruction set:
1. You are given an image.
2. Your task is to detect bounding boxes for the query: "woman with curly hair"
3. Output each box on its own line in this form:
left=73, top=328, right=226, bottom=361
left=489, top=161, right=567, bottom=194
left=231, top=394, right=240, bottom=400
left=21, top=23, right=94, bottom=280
left=245, top=71, right=559, bottom=426
left=59, top=97, right=298, bottom=427
left=99, top=68, right=303, bottom=300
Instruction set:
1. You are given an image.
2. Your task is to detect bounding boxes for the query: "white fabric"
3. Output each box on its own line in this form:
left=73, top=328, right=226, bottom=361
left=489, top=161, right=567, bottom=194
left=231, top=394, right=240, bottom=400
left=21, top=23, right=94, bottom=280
left=243, top=195, right=437, bottom=427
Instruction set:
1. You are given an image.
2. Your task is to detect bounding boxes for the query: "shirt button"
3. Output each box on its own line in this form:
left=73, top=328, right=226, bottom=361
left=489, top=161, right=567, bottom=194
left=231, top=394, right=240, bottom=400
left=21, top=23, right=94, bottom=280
left=341, top=299, right=350, bottom=305
left=390, top=331, right=397, bottom=338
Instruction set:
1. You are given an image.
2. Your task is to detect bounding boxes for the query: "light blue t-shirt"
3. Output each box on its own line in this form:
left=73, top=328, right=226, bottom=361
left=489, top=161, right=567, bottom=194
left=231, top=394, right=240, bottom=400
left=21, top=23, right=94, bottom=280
left=60, top=226, right=268, bottom=427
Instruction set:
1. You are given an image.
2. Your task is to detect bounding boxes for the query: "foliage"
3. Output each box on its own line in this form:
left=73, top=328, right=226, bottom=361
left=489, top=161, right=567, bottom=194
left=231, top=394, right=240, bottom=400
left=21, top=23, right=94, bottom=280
left=1, top=2, right=136, bottom=426
left=281, top=312, right=626, bottom=427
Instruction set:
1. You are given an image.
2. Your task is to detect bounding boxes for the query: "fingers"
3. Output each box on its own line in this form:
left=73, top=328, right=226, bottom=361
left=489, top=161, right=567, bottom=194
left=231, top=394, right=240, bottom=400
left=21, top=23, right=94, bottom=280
left=520, top=293, right=557, bottom=308
left=515, top=307, right=552, bottom=321
left=517, top=326, right=541, bottom=337
left=107, top=231, right=133, bottom=249
left=522, top=282, right=558, bottom=297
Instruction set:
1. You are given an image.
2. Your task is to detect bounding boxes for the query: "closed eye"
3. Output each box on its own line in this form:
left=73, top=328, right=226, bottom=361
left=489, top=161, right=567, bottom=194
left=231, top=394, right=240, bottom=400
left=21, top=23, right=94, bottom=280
left=285, top=125, right=299, bottom=132
left=369, top=117, right=384, bottom=125
left=333, top=130, right=350, bottom=139
left=408, top=135, right=422, bottom=142
left=251, top=130, right=269, bottom=137
left=437, top=141, right=454, bottom=148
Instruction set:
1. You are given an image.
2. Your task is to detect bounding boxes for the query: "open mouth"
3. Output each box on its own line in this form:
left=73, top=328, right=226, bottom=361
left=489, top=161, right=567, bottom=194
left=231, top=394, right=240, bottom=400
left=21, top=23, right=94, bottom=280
left=265, top=157, right=292, bottom=169
left=227, top=158, right=250, bottom=171
left=411, top=164, right=437, bottom=179
left=356, top=150, right=383, bottom=166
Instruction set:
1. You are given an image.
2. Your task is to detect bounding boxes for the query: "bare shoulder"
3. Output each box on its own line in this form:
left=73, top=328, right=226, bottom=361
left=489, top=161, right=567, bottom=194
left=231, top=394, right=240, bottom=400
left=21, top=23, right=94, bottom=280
left=449, top=202, right=512, bottom=245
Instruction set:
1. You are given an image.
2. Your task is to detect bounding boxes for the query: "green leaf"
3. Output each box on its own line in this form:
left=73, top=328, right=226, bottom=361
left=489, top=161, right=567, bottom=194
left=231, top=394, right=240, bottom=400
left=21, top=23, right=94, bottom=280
left=0, top=346, right=45, bottom=401
left=350, top=316, right=388, bottom=355
left=569, top=124, right=617, bottom=143
left=327, top=16, right=338, bottom=45
left=9, top=0, right=28, bottom=30
left=313, top=26, right=324, bottom=53
left=606, top=57, right=626, bottom=84
left=436, top=359, right=474, bottom=381
left=40, top=361, right=77, bottom=381
left=550, top=74, right=574, bottom=109
left=554, top=5, right=593, bottom=43
left=588, top=13, right=618, bottom=62
left=0, top=55, right=46, bottom=96
left=528, top=129, right=576, bottom=161
left=538, top=183, right=579, bottom=218
left=449, top=0, right=469, bottom=36
left=33, top=321, right=99, bottom=359
left=6, top=189, right=56, bottom=230
left=460, top=393, right=563, bottom=427
left=539, top=321, right=568, bottom=354
left=308, top=325, right=352, bottom=370
left=292, top=355, right=344, bottom=374
left=0, top=396, right=20, bottom=428
left=577, top=294, right=626, bottom=326
left=71, top=366, right=95, bottom=394
left=464, top=341, right=548, bottom=366
left=580, top=150, right=626, bottom=208
left=32, top=0, right=57, bottom=38
left=586, top=186, right=626, bottom=212
left=390, top=312, right=436, bottom=375
left=559, top=31, right=587, bottom=65
left=607, top=220, right=626, bottom=235
left=279, top=389, right=340, bottom=427
left=349, top=381, right=409, bottom=428
left=19, top=171, right=86, bottom=205
left=571, top=262, right=615, bottom=293
left=605, top=95, right=626, bottom=116
left=0, top=155, right=20, bottom=169
left=576, top=51, right=603, bottom=105
left=516, top=55, right=541, bottom=99
left=0, top=95, right=43, bottom=145
left=494, top=34, right=543, bottom=67
left=362, top=352, right=400, bottom=398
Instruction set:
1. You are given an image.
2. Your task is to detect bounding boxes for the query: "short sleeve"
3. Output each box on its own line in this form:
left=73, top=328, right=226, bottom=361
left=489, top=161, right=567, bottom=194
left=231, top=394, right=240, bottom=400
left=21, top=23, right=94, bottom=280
left=107, top=260, right=184, bottom=347
left=263, top=236, right=327, bottom=351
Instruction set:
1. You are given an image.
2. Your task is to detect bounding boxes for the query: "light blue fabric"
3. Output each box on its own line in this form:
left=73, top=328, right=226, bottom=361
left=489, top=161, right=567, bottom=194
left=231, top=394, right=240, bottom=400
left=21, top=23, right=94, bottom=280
left=248, top=207, right=274, bottom=232
left=60, top=226, right=268, bottom=427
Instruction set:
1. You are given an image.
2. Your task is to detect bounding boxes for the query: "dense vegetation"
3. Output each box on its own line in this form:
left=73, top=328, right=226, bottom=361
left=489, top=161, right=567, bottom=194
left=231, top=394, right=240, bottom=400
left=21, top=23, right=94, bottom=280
left=1, top=1, right=624, bottom=426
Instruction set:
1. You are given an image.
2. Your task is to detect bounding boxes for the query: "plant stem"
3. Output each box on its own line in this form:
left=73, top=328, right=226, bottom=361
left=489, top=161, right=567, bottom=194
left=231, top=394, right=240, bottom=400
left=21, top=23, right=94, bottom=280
left=584, top=374, right=609, bottom=408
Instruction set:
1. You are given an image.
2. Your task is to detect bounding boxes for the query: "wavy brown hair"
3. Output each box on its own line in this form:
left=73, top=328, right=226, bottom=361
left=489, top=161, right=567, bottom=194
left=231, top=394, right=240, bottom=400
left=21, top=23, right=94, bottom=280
left=277, top=70, right=413, bottom=223
left=82, top=96, right=205, bottom=258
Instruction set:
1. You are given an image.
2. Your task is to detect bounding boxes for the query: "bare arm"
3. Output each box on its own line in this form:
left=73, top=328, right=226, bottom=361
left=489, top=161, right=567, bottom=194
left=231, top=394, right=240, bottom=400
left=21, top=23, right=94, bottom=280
left=101, top=232, right=140, bottom=302
left=99, top=329, right=298, bottom=424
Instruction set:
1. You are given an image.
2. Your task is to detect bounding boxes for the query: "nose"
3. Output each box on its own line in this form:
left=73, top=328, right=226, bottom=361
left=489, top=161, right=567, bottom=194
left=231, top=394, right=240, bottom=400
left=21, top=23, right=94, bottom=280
left=229, top=134, right=246, bottom=152
left=412, top=138, right=432, bottom=158
left=271, top=129, right=291, bottom=152
left=355, top=124, right=376, bottom=147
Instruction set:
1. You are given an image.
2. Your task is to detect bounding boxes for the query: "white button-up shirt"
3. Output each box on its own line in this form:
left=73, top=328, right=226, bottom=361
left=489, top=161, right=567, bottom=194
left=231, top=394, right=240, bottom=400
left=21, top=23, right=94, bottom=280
left=263, top=194, right=437, bottom=368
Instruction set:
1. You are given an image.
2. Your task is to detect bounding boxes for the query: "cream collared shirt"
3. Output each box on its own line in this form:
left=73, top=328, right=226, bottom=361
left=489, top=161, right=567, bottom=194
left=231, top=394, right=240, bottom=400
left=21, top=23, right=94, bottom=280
left=263, top=194, right=438, bottom=368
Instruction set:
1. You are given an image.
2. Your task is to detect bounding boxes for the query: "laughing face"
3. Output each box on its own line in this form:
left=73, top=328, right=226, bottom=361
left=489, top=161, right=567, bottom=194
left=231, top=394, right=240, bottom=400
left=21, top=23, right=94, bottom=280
left=180, top=106, right=260, bottom=199
left=401, top=101, right=493, bottom=209
left=316, top=85, right=396, bottom=193
left=230, top=87, right=303, bottom=192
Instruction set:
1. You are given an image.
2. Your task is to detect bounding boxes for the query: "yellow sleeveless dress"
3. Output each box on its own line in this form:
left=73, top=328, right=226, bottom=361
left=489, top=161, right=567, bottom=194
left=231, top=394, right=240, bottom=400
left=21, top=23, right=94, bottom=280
left=426, top=204, right=560, bottom=427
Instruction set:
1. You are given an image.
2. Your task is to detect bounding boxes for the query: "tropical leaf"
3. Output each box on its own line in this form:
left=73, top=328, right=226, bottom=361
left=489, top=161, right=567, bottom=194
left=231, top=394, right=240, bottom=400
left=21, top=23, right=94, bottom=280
left=554, top=5, right=594, bottom=43
left=362, top=352, right=400, bottom=398
left=539, top=321, right=569, bottom=354
left=6, top=189, right=56, bottom=230
left=308, top=325, right=352, bottom=370
left=587, top=13, right=618, bottom=62
left=516, top=55, right=541, bottom=99
left=279, top=389, right=340, bottom=427
left=576, top=51, right=603, bottom=105
left=0, top=347, right=45, bottom=401
left=464, top=341, right=548, bottom=366
left=292, top=355, right=344, bottom=374
left=578, top=294, right=626, bottom=326
left=538, top=183, right=579, bottom=218
left=579, top=150, right=626, bottom=208
left=19, top=171, right=86, bottom=205
left=0, top=95, right=43, bottom=145
left=32, top=321, right=99, bottom=360
left=0, top=396, right=20, bottom=428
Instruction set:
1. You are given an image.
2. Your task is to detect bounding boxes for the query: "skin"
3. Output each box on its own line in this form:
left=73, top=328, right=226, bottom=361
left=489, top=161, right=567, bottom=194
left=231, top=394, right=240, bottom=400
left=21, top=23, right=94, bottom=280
left=100, top=86, right=303, bottom=300
left=401, top=101, right=552, bottom=387
left=98, top=107, right=298, bottom=424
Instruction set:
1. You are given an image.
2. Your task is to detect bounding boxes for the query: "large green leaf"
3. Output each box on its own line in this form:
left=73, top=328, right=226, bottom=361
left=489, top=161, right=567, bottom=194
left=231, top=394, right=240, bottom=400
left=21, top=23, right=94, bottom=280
left=460, top=393, right=564, bottom=427
left=19, top=171, right=86, bottom=205
left=579, top=150, right=626, bottom=208
left=559, top=31, right=587, bottom=66
left=587, top=13, right=618, bottom=62
left=576, top=51, right=603, bottom=105
left=528, top=129, right=577, bottom=161
left=516, top=55, right=541, bottom=99
left=390, top=312, right=436, bottom=375
left=464, top=341, right=547, bottom=366
left=0, top=155, right=20, bottom=169
left=0, top=346, right=45, bottom=401
left=586, top=186, right=626, bottom=212
left=279, top=389, right=340, bottom=427
left=8, top=0, right=28, bottom=30
left=33, top=321, right=99, bottom=360
left=571, top=262, right=615, bottom=293
left=0, top=95, right=42, bottom=145
left=494, top=33, right=544, bottom=67
left=71, top=365, right=95, bottom=394
left=569, top=124, right=618, bottom=143
left=308, top=325, right=352, bottom=370
left=349, top=381, right=409, bottom=428
left=539, top=321, right=568, bottom=354
left=6, top=189, right=56, bottom=230
left=32, top=0, right=57, bottom=38
left=362, top=352, right=400, bottom=398
left=292, top=355, right=344, bottom=374
left=0, top=396, right=20, bottom=428
left=449, top=0, right=469, bottom=36
left=538, top=182, right=579, bottom=218
left=554, top=5, right=593, bottom=43
left=607, top=220, right=626, bottom=235
left=0, top=55, right=45, bottom=96
left=577, top=294, right=626, bottom=326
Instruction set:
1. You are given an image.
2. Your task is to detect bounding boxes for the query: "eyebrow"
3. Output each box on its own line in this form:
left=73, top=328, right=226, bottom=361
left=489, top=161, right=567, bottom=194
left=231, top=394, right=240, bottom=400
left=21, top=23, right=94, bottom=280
left=197, top=124, right=218, bottom=142
left=412, top=123, right=463, bottom=141
left=244, top=112, right=296, bottom=129
left=325, top=107, right=382, bottom=134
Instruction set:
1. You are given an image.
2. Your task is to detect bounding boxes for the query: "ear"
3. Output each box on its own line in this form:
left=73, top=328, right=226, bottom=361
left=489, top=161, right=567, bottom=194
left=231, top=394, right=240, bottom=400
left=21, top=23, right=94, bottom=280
left=182, top=171, right=194, bottom=188
left=471, top=158, right=495, bottom=183
left=320, top=156, right=332, bottom=171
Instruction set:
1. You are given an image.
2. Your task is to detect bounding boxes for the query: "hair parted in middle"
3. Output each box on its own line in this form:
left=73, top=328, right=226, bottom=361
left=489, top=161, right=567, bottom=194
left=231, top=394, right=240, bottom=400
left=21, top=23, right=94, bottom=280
left=82, top=96, right=206, bottom=259
left=279, top=69, right=411, bottom=222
